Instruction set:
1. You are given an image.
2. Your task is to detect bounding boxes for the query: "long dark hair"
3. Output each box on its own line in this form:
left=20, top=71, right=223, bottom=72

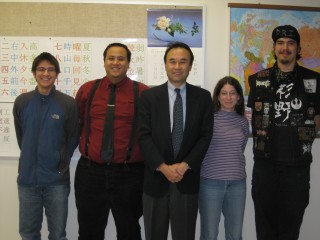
left=212, top=76, right=245, bottom=115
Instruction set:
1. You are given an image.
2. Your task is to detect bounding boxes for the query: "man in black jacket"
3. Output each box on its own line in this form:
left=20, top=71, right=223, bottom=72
left=247, top=25, right=320, bottom=240
left=138, top=42, right=213, bottom=240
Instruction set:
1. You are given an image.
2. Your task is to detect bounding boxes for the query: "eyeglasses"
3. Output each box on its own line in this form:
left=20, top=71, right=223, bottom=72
left=36, top=67, right=56, bottom=73
left=220, top=91, right=238, bottom=97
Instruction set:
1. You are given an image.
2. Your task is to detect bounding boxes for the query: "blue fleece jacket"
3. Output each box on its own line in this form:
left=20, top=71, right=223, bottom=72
left=13, top=86, right=79, bottom=186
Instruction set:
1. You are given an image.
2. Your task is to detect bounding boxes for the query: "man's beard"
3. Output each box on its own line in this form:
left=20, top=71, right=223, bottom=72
left=279, top=59, right=290, bottom=65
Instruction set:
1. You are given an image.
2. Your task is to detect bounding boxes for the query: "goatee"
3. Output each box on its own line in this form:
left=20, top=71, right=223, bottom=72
left=279, top=59, right=290, bottom=65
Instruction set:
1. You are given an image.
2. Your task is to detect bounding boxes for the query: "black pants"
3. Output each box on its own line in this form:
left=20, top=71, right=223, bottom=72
left=143, top=184, right=198, bottom=240
left=74, top=157, right=144, bottom=240
left=252, top=161, right=310, bottom=240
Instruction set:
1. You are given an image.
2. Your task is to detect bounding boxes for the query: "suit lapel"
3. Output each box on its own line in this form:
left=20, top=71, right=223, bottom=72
left=184, top=84, right=198, bottom=138
left=156, top=83, right=172, bottom=139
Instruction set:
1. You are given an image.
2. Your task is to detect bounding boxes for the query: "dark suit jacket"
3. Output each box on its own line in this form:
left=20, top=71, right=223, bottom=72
left=138, top=82, right=213, bottom=198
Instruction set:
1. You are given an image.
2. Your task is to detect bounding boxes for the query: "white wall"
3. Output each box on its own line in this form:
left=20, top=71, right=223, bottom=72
left=1, top=0, right=320, bottom=239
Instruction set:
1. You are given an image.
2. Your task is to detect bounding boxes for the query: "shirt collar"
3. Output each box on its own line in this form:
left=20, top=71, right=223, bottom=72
left=105, top=76, right=129, bottom=89
left=167, top=81, right=186, bottom=96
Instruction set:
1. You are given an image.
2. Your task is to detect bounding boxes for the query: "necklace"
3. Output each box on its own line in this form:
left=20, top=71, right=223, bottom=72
left=275, top=66, right=297, bottom=84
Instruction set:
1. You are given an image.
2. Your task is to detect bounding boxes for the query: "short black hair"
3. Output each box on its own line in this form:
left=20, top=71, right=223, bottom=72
left=31, top=52, right=60, bottom=73
left=163, top=42, right=194, bottom=66
left=103, top=42, right=132, bottom=63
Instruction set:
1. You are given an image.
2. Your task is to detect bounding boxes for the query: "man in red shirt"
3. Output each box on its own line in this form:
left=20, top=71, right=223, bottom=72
left=75, top=43, right=149, bottom=240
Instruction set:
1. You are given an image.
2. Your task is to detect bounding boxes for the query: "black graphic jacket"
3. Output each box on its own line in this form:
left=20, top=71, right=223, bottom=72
left=247, top=63, right=320, bottom=165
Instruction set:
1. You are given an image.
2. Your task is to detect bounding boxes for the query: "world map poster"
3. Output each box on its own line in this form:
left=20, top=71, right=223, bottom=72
left=229, top=6, right=320, bottom=96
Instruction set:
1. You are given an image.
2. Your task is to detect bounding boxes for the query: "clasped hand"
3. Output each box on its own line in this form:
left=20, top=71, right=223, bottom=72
left=159, top=162, right=189, bottom=183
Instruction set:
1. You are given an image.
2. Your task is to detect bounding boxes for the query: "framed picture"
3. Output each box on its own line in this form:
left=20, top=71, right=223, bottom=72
left=146, top=8, right=204, bottom=86
left=147, top=9, right=203, bottom=48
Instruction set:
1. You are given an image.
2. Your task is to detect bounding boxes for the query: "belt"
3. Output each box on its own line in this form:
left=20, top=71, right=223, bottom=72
left=79, top=156, right=144, bottom=169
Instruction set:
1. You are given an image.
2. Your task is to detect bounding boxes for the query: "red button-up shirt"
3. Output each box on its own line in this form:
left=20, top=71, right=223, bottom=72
left=76, top=76, right=149, bottom=164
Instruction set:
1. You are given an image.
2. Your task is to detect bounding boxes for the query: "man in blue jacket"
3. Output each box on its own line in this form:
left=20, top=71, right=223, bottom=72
left=13, top=52, right=79, bottom=240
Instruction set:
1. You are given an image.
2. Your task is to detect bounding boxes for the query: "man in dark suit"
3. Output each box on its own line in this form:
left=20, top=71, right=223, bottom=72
left=138, top=42, right=213, bottom=240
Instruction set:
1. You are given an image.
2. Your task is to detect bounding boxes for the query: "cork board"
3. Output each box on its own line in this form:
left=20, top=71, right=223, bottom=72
left=0, top=2, right=201, bottom=38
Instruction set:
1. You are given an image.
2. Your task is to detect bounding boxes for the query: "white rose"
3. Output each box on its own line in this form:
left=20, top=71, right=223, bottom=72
left=156, top=16, right=170, bottom=30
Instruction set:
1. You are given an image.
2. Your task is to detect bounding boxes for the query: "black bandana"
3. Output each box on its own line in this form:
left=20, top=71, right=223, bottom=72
left=272, top=25, right=300, bottom=45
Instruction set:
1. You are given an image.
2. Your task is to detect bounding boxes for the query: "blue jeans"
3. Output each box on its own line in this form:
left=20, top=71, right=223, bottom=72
left=199, top=177, right=246, bottom=240
left=18, top=184, right=70, bottom=240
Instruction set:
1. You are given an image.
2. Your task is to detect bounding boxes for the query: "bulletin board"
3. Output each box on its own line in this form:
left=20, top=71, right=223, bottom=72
left=0, top=2, right=204, bottom=158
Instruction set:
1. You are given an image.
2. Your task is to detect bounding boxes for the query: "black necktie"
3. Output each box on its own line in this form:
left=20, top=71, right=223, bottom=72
left=172, top=88, right=183, bottom=160
left=100, top=84, right=116, bottom=162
